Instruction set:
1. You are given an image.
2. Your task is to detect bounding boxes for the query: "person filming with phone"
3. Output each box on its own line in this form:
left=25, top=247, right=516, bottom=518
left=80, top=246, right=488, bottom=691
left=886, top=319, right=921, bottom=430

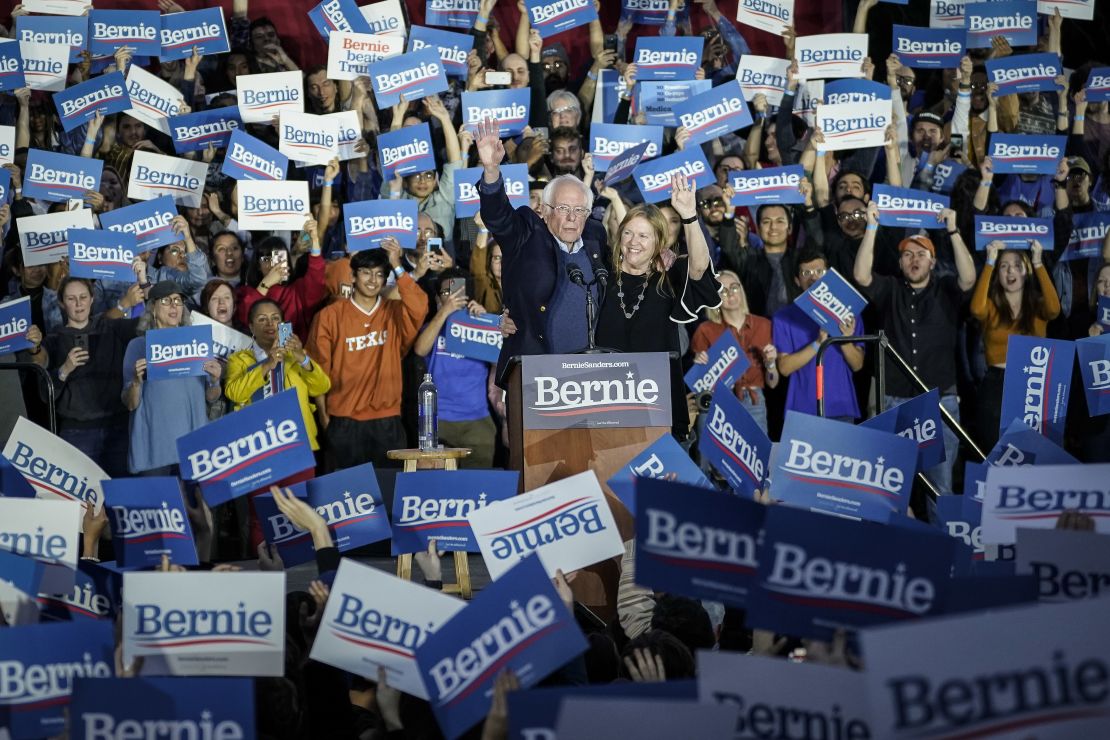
left=236, top=222, right=327, bottom=342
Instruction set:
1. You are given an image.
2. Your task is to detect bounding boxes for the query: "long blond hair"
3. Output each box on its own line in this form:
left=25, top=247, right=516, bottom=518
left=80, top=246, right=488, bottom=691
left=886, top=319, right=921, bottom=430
left=610, top=204, right=672, bottom=296
left=707, top=269, right=748, bottom=324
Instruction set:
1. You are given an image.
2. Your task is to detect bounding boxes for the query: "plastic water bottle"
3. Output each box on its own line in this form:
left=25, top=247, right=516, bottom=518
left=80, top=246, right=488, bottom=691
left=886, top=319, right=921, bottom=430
left=418, top=373, right=438, bottom=451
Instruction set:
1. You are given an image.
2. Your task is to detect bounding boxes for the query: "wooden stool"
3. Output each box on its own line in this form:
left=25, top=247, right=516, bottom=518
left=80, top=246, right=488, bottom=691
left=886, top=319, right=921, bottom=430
left=388, top=448, right=474, bottom=599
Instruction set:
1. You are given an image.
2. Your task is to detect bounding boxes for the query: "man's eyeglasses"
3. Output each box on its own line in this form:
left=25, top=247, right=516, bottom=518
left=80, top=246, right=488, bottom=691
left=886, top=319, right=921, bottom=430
left=699, top=197, right=725, bottom=209
left=1068, top=171, right=1089, bottom=182
left=800, top=268, right=827, bottom=279
left=546, top=204, right=590, bottom=218
left=897, top=75, right=916, bottom=86
left=157, top=297, right=184, bottom=307
left=970, top=83, right=988, bottom=92
left=837, top=210, right=866, bottom=222
left=719, top=284, right=743, bottom=295
left=410, top=171, right=436, bottom=182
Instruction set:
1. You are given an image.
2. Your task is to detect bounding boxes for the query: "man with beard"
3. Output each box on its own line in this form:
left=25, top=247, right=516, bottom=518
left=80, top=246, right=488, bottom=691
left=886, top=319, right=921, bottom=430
left=549, top=127, right=584, bottom=177
left=540, top=45, right=570, bottom=95
left=695, top=185, right=728, bottom=246
left=853, top=202, right=976, bottom=492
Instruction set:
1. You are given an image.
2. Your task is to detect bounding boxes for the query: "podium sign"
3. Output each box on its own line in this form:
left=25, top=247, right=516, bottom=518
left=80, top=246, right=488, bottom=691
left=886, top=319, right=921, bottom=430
left=521, top=353, right=672, bottom=430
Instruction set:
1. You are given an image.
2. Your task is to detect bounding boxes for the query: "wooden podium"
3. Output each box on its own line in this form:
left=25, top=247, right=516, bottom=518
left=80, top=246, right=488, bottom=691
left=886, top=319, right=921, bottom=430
left=504, top=353, right=672, bottom=622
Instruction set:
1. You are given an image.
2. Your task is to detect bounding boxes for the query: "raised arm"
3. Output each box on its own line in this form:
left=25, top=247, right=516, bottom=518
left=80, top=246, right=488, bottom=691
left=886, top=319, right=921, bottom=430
left=670, top=175, right=710, bottom=279
left=853, top=201, right=879, bottom=287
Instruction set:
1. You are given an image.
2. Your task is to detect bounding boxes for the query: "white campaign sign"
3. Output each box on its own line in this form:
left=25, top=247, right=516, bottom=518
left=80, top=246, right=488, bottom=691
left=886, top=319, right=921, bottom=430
left=19, top=40, right=69, bottom=92
left=736, top=0, right=793, bottom=36
left=736, top=54, right=790, bottom=106
left=190, top=312, right=253, bottom=360
left=325, top=110, right=363, bottom=161
left=23, top=0, right=91, bottom=15
left=981, top=463, right=1110, bottom=544
left=278, top=111, right=340, bottom=166
left=860, top=599, right=1110, bottom=739
left=3, top=416, right=109, bottom=521
left=0, top=125, right=13, bottom=165
left=1015, top=528, right=1110, bottom=603
left=309, top=559, right=464, bottom=699
left=795, top=33, right=868, bottom=80
left=17, top=208, right=95, bottom=267
left=815, top=98, right=891, bottom=152
left=127, top=150, right=207, bottom=207
left=794, top=79, right=824, bottom=128
left=123, top=571, right=286, bottom=676
left=359, top=0, right=407, bottom=36
left=698, top=651, right=874, bottom=738
left=125, top=65, right=186, bottom=136
left=237, top=180, right=311, bottom=230
left=467, top=470, right=624, bottom=580
left=236, top=71, right=304, bottom=124
left=1038, top=0, right=1094, bottom=21
left=327, top=31, right=404, bottom=81
left=0, top=498, right=81, bottom=594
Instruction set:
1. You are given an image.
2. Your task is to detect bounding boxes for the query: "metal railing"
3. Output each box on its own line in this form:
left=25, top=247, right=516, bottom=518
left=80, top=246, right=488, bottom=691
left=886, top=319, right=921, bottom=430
left=0, top=361, right=56, bottom=434
left=814, top=331, right=986, bottom=500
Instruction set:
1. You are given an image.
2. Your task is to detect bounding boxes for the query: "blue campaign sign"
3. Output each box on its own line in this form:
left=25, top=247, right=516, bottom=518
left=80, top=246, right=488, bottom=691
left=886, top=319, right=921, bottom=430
left=774, top=411, right=919, bottom=522
left=589, top=122, right=663, bottom=172
left=1076, top=335, right=1110, bottom=417
left=793, top=267, right=868, bottom=337
left=822, top=79, right=892, bottom=105
left=986, top=52, right=1062, bottom=97
left=973, top=214, right=1053, bottom=251
left=99, top=195, right=179, bottom=253
left=636, top=80, right=712, bottom=126
left=177, top=390, right=316, bottom=506
left=746, top=505, right=954, bottom=641
left=168, top=106, right=241, bottom=154
left=1062, top=211, right=1110, bottom=262
left=88, top=10, right=161, bottom=57
left=964, top=1, right=1037, bottom=49
left=0, top=39, right=26, bottom=92
left=309, top=0, right=373, bottom=39
left=415, top=555, right=587, bottom=740
left=873, top=184, right=949, bottom=229
left=0, top=297, right=33, bottom=355
left=38, top=560, right=119, bottom=622
left=256, top=462, right=391, bottom=566
left=16, top=15, right=88, bottom=64
left=1086, top=67, right=1110, bottom=103
left=684, top=330, right=749, bottom=396
left=698, top=386, right=771, bottom=498
left=160, top=8, right=230, bottom=61
left=0, top=620, right=115, bottom=739
left=729, top=165, right=805, bottom=206
left=632, top=147, right=713, bottom=204
left=146, top=325, right=213, bottom=381
left=378, top=122, right=436, bottom=179
left=1000, top=335, right=1074, bottom=444
left=390, top=469, right=519, bottom=554
left=409, top=26, right=474, bottom=79
left=444, top=311, right=503, bottom=363
left=930, top=159, right=968, bottom=194
left=71, top=677, right=255, bottom=740
left=945, top=573, right=1039, bottom=614
left=987, top=133, right=1065, bottom=175
left=344, top=198, right=419, bottom=250
left=861, top=388, right=946, bottom=472
left=603, top=141, right=652, bottom=186
left=632, top=37, right=702, bottom=81
left=1099, top=295, right=1110, bottom=330
left=426, top=0, right=482, bottom=29
left=635, top=478, right=765, bottom=608
left=370, top=48, right=449, bottom=107
left=674, top=82, right=753, bottom=147
left=461, top=89, right=530, bottom=138
left=509, top=681, right=697, bottom=740
left=0, top=549, right=46, bottom=599
left=24, top=148, right=103, bottom=203
left=0, top=167, right=9, bottom=205
left=892, top=25, right=964, bottom=69
left=102, top=477, right=197, bottom=569
left=526, top=0, right=598, bottom=38
left=935, top=493, right=986, bottom=571
left=454, top=164, right=528, bottom=217
left=607, top=434, right=712, bottom=515
left=53, top=70, right=130, bottom=132
left=67, top=229, right=138, bottom=282
left=987, top=418, right=1079, bottom=466
left=0, top=454, right=36, bottom=499
left=221, top=129, right=289, bottom=181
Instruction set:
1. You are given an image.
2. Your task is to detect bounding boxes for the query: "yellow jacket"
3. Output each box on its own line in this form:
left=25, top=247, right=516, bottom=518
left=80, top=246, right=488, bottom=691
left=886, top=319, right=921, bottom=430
left=224, top=347, right=332, bottom=451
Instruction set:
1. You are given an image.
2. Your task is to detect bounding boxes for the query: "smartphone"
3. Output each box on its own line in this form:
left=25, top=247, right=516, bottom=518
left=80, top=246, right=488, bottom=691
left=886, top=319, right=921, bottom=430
left=427, top=237, right=443, bottom=252
left=533, top=126, right=549, bottom=139
left=949, top=133, right=965, bottom=155
left=603, top=33, right=618, bottom=52
left=278, top=322, right=293, bottom=347
left=485, top=70, right=511, bottom=86
left=73, top=334, right=89, bottom=352
left=273, top=250, right=289, bottom=283
left=446, top=277, right=467, bottom=298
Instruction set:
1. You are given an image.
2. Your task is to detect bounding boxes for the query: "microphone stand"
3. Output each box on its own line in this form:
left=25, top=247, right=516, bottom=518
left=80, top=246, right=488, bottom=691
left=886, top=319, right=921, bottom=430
left=575, top=276, right=619, bottom=354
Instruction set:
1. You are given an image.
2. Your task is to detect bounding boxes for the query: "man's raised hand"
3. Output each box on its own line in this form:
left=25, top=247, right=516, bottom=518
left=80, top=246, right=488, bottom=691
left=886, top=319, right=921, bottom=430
left=476, top=118, right=506, bottom=181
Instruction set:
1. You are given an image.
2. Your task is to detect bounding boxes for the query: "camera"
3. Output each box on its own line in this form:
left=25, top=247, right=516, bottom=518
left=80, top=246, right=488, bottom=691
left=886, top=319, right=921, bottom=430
left=696, top=392, right=713, bottom=412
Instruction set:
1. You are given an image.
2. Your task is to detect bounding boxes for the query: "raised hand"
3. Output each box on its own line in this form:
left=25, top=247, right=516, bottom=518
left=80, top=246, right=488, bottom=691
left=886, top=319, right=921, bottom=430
left=476, top=118, right=506, bottom=178
left=669, top=174, right=696, bottom=218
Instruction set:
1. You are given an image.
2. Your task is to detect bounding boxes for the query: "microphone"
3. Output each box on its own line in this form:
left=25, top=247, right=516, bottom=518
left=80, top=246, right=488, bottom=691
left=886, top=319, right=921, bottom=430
left=566, top=263, right=586, bottom=286
left=593, top=266, right=609, bottom=289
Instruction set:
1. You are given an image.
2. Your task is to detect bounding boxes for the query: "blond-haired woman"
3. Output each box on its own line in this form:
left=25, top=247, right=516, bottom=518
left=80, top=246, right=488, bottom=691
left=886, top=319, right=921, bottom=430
left=690, top=270, right=779, bottom=435
left=595, top=175, right=720, bottom=439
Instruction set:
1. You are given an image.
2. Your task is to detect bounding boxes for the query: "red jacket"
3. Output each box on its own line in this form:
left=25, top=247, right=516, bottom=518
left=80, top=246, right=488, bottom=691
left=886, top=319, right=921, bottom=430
left=236, top=254, right=327, bottom=341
